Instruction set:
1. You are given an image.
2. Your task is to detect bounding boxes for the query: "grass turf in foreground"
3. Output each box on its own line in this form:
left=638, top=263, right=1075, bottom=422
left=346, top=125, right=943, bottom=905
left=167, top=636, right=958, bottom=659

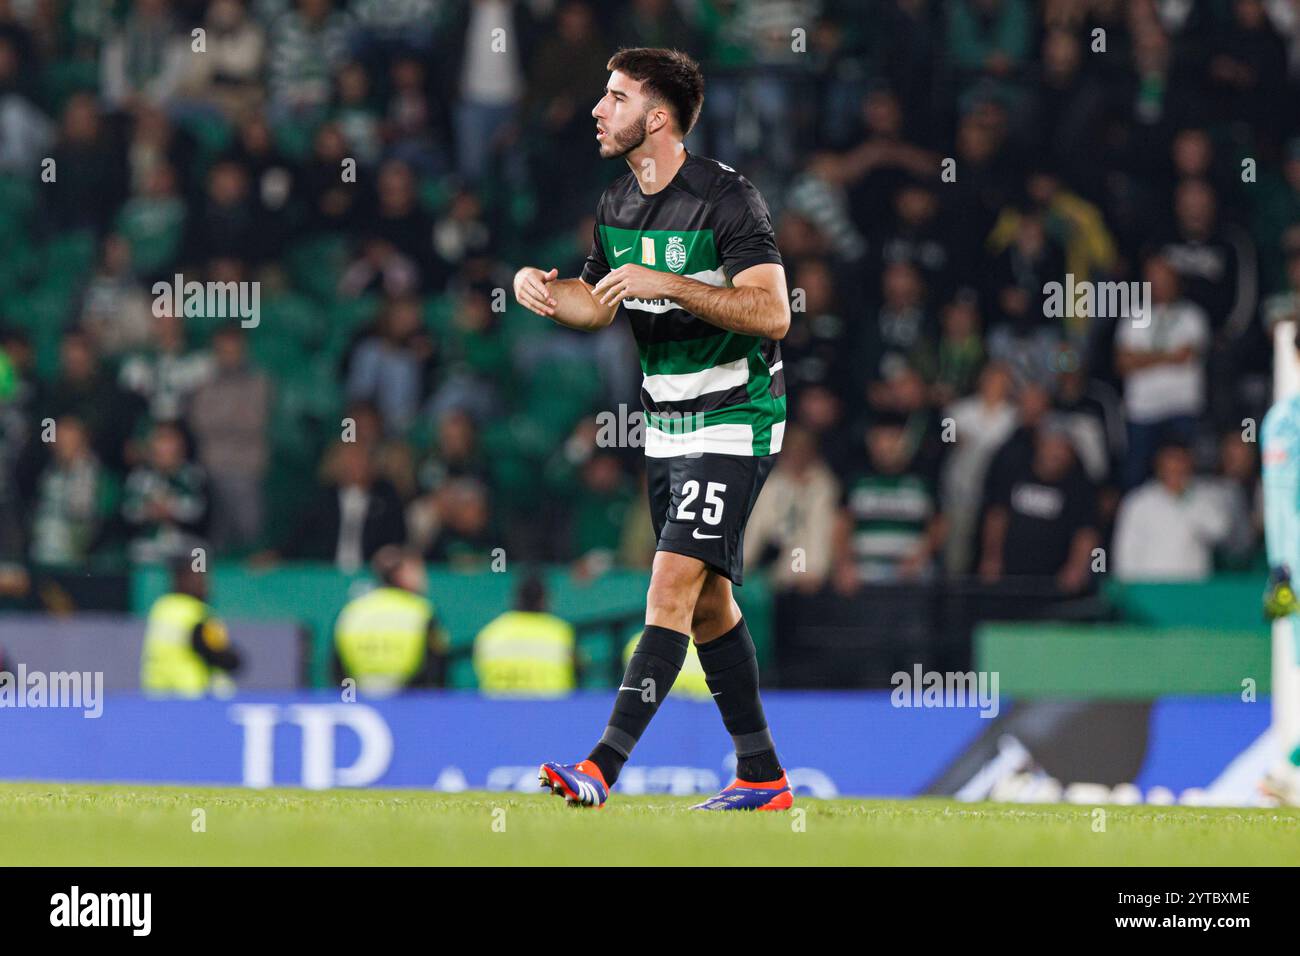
left=0, top=783, right=1297, bottom=866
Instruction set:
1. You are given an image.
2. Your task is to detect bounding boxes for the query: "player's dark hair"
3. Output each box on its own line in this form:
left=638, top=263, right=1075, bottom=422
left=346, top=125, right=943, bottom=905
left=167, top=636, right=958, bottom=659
left=606, top=47, right=704, bottom=137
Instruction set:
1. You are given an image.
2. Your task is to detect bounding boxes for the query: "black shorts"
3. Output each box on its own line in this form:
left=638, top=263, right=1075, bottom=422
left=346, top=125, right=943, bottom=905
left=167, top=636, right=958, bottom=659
left=646, top=452, right=776, bottom=586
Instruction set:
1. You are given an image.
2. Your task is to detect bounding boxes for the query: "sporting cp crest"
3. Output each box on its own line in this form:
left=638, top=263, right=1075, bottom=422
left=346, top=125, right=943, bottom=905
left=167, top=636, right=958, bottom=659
left=665, top=236, right=687, bottom=273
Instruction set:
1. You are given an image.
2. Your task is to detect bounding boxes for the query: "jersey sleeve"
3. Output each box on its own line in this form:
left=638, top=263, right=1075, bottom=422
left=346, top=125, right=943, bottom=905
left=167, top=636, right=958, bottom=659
left=579, top=195, right=610, bottom=285
left=712, top=176, right=783, bottom=280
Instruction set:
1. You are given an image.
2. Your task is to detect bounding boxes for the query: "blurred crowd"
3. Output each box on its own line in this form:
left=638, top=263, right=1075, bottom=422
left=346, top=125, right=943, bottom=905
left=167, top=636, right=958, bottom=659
left=0, top=0, right=1297, bottom=595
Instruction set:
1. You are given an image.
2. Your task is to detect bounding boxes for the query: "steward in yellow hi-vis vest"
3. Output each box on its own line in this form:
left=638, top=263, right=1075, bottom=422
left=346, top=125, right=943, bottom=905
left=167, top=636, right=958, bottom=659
left=474, top=574, right=575, bottom=695
left=333, top=547, right=447, bottom=692
left=622, top=630, right=711, bottom=700
left=141, top=558, right=242, bottom=696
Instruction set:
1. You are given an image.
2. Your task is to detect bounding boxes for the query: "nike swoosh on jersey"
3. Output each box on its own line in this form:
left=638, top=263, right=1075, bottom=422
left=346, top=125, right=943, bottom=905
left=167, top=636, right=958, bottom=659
left=692, top=529, right=722, bottom=540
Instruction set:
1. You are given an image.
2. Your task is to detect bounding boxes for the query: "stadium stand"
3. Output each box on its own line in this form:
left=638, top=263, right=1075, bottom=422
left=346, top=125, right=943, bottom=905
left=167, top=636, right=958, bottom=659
left=0, top=0, right=1297, bottom=685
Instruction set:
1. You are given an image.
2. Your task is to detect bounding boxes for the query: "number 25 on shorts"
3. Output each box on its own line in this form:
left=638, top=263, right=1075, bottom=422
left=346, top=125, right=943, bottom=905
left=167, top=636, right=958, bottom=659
left=678, top=480, right=726, bottom=524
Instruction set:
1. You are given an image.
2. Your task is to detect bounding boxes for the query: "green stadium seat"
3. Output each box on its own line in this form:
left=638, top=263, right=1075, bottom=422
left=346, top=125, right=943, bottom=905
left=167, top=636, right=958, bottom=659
left=325, top=296, right=380, bottom=355
left=181, top=112, right=234, bottom=163
left=41, top=230, right=97, bottom=289
left=285, top=234, right=350, bottom=303
left=38, top=61, right=98, bottom=114
left=260, top=292, right=326, bottom=349
left=0, top=175, right=37, bottom=229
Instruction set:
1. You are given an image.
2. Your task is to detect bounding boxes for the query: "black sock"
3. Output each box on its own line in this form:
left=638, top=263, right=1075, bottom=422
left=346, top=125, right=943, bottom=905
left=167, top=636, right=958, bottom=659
left=588, top=625, right=690, bottom=786
left=697, top=618, right=783, bottom=783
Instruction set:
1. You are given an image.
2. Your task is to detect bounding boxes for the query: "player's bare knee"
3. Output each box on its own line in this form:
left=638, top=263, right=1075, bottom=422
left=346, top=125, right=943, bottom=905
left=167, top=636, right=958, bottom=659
left=646, top=555, right=706, bottom=626
left=646, top=577, right=693, bottom=623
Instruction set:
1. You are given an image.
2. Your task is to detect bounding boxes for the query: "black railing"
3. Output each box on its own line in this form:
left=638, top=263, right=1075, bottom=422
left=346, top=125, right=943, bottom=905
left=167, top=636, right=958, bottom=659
left=569, top=576, right=1113, bottom=690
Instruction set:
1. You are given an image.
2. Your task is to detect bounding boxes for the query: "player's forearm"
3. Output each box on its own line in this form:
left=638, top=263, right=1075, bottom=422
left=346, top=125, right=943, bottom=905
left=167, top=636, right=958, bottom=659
left=659, top=275, right=790, bottom=339
left=548, top=279, right=614, bottom=331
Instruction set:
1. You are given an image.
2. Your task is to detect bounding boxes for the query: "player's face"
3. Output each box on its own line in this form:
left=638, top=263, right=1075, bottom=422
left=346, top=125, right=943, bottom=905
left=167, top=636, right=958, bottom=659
left=593, top=71, right=650, bottom=159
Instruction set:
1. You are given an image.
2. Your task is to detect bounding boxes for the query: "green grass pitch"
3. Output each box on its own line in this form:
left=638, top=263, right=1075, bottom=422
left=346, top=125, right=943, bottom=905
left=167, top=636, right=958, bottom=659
left=1, top=783, right=1297, bottom=866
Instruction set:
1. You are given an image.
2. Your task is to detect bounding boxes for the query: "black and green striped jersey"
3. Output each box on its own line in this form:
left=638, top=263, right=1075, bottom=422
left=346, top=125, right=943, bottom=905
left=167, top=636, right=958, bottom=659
left=580, top=152, right=786, bottom=458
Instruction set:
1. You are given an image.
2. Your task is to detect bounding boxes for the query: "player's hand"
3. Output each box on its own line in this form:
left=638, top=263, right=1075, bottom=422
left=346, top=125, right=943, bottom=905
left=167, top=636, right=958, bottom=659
left=591, top=264, right=668, bottom=308
left=513, top=266, right=558, bottom=317
left=1265, top=566, right=1297, bottom=620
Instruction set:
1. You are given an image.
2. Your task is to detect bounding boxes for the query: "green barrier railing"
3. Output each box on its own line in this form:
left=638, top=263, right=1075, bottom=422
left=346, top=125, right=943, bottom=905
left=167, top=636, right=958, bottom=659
left=975, top=623, right=1271, bottom=697
left=1102, top=574, right=1269, bottom=631
left=973, top=576, right=1273, bottom=698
